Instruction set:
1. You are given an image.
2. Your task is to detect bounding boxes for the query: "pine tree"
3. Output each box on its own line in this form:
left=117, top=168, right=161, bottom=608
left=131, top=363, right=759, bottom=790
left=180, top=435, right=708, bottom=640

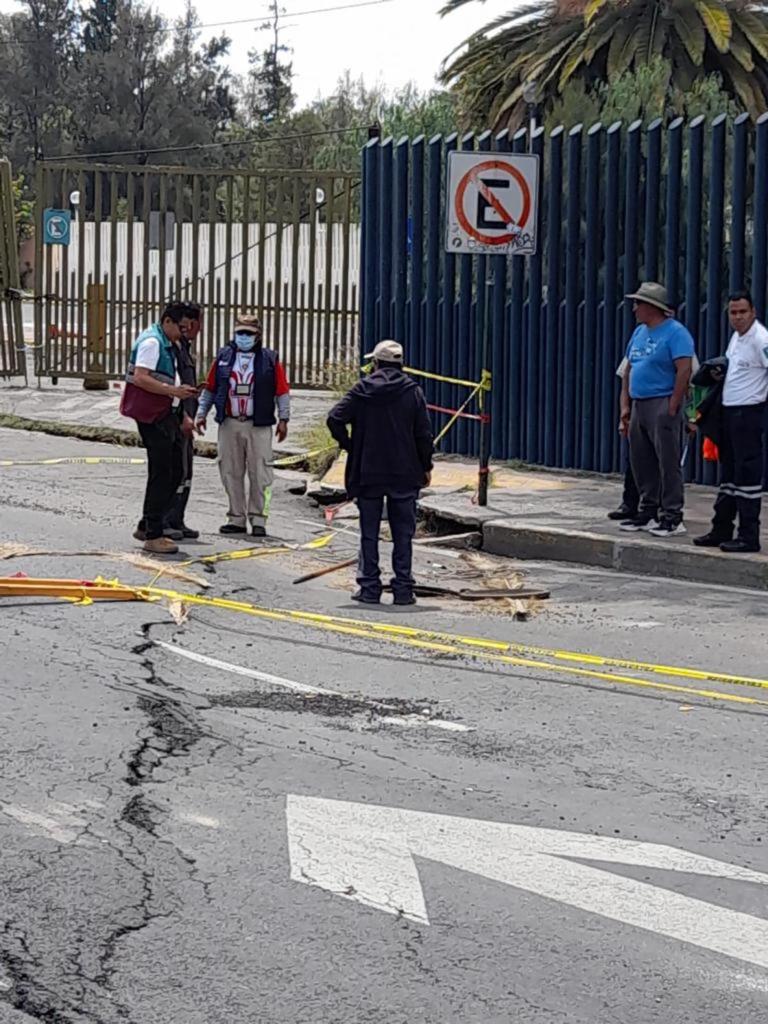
left=244, top=1, right=295, bottom=126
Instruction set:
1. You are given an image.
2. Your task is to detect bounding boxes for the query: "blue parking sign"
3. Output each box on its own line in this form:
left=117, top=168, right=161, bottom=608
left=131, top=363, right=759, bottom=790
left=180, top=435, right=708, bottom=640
left=43, top=209, right=71, bottom=246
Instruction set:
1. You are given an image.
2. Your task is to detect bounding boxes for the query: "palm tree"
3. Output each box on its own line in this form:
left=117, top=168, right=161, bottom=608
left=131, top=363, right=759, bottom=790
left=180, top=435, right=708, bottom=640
left=441, top=0, right=768, bottom=127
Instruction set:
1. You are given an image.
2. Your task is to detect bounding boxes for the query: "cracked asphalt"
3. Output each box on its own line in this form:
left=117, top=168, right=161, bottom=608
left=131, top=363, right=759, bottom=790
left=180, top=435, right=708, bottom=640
left=1, top=426, right=767, bottom=1024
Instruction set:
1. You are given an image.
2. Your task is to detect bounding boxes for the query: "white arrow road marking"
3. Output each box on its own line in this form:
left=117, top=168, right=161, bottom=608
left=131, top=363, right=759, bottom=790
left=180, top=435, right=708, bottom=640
left=286, top=796, right=768, bottom=970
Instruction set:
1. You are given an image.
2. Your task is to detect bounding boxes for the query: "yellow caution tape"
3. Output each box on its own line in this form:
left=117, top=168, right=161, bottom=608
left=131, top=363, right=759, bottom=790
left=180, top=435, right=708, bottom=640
left=361, top=362, right=490, bottom=391
left=273, top=446, right=337, bottom=468
left=434, top=381, right=485, bottom=446
left=404, top=366, right=491, bottom=390
left=302, top=533, right=335, bottom=550
left=181, top=546, right=291, bottom=567
left=10, top=568, right=757, bottom=708
left=87, top=578, right=768, bottom=709
left=178, top=532, right=334, bottom=568
left=0, top=456, right=146, bottom=468
left=0, top=449, right=336, bottom=470
left=270, top=611, right=768, bottom=694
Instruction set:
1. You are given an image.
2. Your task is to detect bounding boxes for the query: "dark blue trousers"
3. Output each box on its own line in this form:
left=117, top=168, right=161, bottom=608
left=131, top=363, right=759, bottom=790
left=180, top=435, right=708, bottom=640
left=357, top=492, right=417, bottom=600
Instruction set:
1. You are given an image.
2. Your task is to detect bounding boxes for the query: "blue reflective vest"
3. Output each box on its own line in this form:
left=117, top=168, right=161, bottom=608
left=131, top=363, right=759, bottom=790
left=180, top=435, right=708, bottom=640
left=213, top=344, right=278, bottom=426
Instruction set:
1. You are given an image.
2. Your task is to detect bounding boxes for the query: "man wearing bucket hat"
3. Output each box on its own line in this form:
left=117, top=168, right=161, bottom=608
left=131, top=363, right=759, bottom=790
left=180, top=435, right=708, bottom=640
left=619, top=282, right=695, bottom=538
left=327, top=340, right=434, bottom=606
left=196, top=313, right=290, bottom=537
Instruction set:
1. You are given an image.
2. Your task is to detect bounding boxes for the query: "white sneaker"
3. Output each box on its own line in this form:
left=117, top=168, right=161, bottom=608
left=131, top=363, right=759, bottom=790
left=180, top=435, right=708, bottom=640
left=619, top=516, right=660, bottom=532
left=649, top=519, right=687, bottom=538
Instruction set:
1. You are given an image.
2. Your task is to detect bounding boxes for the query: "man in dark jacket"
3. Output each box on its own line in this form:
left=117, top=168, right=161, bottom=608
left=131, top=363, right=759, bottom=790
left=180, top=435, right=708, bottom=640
left=164, top=302, right=202, bottom=540
left=327, top=340, right=434, bottom=606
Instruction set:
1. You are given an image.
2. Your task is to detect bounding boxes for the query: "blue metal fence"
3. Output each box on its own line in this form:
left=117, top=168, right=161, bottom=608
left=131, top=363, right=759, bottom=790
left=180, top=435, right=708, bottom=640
left=360, top=115, right=768, bottom=486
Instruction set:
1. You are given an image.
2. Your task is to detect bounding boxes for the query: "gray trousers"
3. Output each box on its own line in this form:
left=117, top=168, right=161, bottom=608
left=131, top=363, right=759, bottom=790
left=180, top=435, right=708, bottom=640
left=629, top=396, right=685, bottom=520
left=218, top=418, right=274, bottom=527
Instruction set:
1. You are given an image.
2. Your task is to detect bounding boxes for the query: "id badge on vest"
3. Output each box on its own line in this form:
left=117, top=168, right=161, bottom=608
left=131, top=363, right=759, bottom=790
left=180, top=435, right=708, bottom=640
left=235, top=383, right=251, bottom=397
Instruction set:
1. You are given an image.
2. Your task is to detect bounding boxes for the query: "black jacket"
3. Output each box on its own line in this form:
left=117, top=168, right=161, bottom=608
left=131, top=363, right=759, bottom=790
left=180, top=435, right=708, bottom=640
left=173, top=338, right=198, bottom=418
left=327, top=367, right=434, bottom=498
left=692, top=357, right=728, bottom=446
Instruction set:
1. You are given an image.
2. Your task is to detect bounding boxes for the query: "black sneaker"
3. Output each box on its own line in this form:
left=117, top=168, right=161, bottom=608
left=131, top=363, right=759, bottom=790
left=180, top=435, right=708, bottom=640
left=180, top=525, right=200, bottom=540
left=720, top=539, right=760, bottom=553
left=393, top=595, right=417, bottom=606
left=619, top=515, right=660, bottom=533
left=163, top=527, right=184, bottom=541
left=219, top=524, right=247, bottom=535
left=607, top=504, right=638, bottom=521
left=693, top=532, right=731, bottom=548
left=251, top=525, right=267, bottom=538
left=352, top=591, right=381, bottom=605
left=649, top=518, right=687, bottom=538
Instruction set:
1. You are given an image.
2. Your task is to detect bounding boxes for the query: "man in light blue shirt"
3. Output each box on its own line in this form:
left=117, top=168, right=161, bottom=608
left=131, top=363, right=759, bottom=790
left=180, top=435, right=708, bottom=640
left=619, top=282, right=695, bottom=537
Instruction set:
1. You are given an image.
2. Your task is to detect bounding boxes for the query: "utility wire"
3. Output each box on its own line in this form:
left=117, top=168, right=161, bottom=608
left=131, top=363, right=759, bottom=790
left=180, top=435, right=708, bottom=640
left=0, top=0, right=394, bottom=45
left=189, top=0, right=395, bottom=31
left=43, top=124, right=370, bottom=163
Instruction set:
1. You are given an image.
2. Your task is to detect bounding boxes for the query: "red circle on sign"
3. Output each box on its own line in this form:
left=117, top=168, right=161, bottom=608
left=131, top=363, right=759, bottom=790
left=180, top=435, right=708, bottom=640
left=455, top=159, right=532, bottom=246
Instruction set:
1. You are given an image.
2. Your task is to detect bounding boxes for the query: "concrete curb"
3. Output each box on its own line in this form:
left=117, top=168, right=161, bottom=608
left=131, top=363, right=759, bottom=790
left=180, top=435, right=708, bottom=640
left=0, top=412, right=221, bottom=457
left=482, top=521, right=768, bottom=591
left=0, top=413, right=318, bottom=470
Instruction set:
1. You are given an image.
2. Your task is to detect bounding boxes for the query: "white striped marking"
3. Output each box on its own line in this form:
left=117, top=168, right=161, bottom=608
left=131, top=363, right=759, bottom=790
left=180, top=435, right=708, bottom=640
left=152, top=641, right=470, bottom=732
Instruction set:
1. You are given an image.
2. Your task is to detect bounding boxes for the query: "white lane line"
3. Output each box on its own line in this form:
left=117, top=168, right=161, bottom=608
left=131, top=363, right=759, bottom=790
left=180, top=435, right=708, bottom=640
left=152, top=641, right=471, bottom=732
left=0, top=803, right=86, bottom=844
left=153, top=641, right=335, bottom=696
left=379, top=715, right=470, bottom=733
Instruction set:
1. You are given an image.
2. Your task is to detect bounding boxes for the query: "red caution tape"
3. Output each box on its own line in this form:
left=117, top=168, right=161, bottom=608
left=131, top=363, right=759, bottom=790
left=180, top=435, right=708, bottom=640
left=427, top=403, right=491, bottom=423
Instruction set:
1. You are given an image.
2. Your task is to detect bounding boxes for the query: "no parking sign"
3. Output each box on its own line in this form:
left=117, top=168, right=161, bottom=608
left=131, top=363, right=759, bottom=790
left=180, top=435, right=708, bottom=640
left=445, top=152, right=540, bottom=256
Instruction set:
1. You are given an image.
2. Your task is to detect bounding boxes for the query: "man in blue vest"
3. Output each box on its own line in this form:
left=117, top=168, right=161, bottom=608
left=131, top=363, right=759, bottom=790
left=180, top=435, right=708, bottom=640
left=121, top=303, right=198, bottom=555
left=196, top=314, right=290, bottom=538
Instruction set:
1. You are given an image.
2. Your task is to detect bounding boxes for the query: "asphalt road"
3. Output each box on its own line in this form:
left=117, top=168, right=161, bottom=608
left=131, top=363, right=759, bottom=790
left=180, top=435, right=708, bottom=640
left=1, top=426, right=767, bottom=1024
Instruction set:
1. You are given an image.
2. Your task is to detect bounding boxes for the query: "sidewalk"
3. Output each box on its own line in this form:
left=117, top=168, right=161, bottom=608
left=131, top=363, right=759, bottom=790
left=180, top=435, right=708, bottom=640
left=319, top=455, right=768, bottom=591
left=0, top=378, right=333, bottom=456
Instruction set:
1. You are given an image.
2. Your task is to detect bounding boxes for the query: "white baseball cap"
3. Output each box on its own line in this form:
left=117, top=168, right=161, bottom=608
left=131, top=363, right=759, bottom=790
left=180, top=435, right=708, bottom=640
left=364, top=339, right=404, bottom=363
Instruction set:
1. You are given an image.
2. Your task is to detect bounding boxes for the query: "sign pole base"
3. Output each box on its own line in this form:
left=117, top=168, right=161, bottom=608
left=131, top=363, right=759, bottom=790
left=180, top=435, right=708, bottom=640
left=477, top=380, right=490, bottom=507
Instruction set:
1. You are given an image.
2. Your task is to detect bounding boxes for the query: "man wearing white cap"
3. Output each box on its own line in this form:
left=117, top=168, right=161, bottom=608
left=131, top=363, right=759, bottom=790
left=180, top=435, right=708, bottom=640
left=327, top=340, right=434, bottom=605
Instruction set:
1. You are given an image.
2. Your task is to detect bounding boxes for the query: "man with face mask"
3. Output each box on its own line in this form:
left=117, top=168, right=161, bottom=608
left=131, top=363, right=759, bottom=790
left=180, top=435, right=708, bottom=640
left=196, top=314, right=290, bottom=537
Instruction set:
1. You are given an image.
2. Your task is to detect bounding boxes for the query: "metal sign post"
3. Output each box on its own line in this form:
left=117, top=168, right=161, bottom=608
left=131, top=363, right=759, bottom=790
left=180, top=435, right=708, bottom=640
left=444, top=152, right=540, bottom=505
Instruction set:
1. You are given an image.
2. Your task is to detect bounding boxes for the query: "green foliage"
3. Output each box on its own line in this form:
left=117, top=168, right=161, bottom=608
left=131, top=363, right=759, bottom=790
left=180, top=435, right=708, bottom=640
left=11, top=174, right=34, bottom=244
left=0, top=0, right=236, bottom=178
left=547, top=57, right=740, bottom=129
left=309, top=74, right=457, bottom=172
left=442, top=0, right=768, bottom=129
